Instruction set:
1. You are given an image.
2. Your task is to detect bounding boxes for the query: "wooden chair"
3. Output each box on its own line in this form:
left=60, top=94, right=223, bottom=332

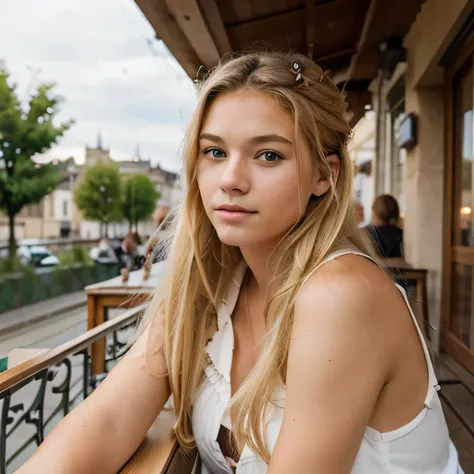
left=389, top=266, right=430, bottom=340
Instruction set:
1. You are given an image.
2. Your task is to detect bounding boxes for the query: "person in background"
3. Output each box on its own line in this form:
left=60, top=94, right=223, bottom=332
left=354, top=200, right=365, bottom=226
left=366, top=194, right=403, bottom=259
left=111, top=232, right=142, bottom=280
left=90, top=237, right=117, bottom=264
left=98, top=237, right=116, bottom=260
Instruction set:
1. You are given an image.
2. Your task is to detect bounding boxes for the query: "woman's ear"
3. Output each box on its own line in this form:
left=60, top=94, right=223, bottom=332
left=312, top=154, right=340, bottom=197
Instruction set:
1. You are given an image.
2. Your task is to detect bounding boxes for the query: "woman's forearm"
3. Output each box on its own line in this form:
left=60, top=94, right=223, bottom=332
left=15, top=399, right=133, bottom=474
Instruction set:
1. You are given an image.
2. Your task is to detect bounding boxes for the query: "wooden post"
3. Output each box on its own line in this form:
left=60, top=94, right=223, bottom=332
left=90, top=298, right=106, bottom=376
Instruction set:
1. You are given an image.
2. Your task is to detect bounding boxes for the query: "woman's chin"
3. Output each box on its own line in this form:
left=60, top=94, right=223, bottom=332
left=215, top=228, right=259, bottom=248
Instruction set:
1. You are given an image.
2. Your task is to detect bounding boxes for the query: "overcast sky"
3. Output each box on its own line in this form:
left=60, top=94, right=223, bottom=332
left=0, top=0, right=197, bottom=172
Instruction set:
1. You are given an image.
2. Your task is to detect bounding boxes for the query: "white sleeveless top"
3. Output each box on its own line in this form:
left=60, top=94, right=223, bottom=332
left=192, top=249, right=463, bottom=474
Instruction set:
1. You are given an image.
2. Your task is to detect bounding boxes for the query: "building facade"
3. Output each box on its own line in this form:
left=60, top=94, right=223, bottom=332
left=0, top=172, right=74, bottom=241
left=351, top=0, right=474, bottom=373
left=78, top=143, right=181, bottom=240
left=0, top=141, right=181, bottom=243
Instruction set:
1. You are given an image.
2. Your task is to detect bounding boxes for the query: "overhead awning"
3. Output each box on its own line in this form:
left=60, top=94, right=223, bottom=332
left=135, top=0, right=426, bottom=125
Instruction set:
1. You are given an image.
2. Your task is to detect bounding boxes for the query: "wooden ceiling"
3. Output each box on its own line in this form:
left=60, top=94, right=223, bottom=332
left=135, top=0, right=426, bottom=124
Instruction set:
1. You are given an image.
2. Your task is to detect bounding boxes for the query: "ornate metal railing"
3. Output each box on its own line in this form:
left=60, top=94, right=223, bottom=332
left=0, top=305, right=145, bottom=474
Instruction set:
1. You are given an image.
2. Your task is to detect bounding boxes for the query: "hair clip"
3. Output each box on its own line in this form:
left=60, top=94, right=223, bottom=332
left=194, top=65, right=208, bottom=84
left=291, top=62, right=303, bottom=83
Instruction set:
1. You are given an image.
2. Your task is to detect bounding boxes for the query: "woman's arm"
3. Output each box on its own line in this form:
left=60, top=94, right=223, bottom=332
left=268, top=255, right=397, bottom=474
left=15, top=327, right=170, bottom=474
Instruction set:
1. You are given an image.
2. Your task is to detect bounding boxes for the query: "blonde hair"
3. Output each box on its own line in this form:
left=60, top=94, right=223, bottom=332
left=142, top=51, right=373, bottom=463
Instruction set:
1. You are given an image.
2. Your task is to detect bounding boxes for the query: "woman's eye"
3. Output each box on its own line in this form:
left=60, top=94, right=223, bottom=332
left=205, top=148, right=226, bottom=159
left=258, top=151, right=281, bottom=163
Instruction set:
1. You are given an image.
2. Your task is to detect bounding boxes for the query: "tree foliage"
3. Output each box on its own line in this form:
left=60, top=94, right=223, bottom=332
left=74, top=163, right=123, bottom=236
left=123, top=173, right=159, bottom=229
left=0, top=68, right=73, bottom=254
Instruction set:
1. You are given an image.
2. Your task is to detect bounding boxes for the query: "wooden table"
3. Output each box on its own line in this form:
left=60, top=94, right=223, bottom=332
left=120, top=409, right=176, bottom=474
left=120, top=408, right=198, bottom=474
left=85, top=262, right=165, bottom=375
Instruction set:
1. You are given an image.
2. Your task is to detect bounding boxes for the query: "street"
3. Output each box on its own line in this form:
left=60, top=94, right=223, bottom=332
left=0, top=307, right=88, bottom=473
left=0, top=305, right=134, bottom=473
left=0, top=306, right=87, bottom=359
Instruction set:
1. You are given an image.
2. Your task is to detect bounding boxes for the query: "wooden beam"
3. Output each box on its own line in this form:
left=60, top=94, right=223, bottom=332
left=347, top=0, right=427, bottom=82
left=164, top=0, right=221, bottom=69
left=316, top=47, right=357, bottom=63
left=226, top=0, right=364, bottom=57
left=134, top=0, right=201, bottom=79
left=227, top=0, right=350, bottom=41
left=226, top=7, right=305, bottom=47
left=346, top=87, right=372, bottom=126
left=199, top=0, right=232, bottom=56
left=345, top=0, right=378, bottom=82
left=225, top=0, right=343, bottom=29
left=305, top=0, right=316, bottom=59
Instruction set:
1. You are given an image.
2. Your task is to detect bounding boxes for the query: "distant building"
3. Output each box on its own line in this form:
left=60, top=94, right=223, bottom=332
left=0, top=134, right=181, bottom=242
left=78, top=137, right=181, bottom=240
left=0, top=171, right=74, bottom=241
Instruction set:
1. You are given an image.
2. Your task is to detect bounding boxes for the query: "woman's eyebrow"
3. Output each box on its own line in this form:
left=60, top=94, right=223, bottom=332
left=199, top=133, right=292, bottom=146
left=248, top=134, right=293, bottom=146
left=199, top=133, right=224, bottom=143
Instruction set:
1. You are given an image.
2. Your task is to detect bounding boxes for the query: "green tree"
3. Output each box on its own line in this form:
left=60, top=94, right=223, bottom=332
left=123, top=174, right=159, bottom=231
left=0, top=68, right=73, bottom=256
left=74, top=163, right=123, bottom=237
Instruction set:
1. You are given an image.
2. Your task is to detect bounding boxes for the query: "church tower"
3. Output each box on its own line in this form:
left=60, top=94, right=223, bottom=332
left=84, top=130, right=111, bottom=167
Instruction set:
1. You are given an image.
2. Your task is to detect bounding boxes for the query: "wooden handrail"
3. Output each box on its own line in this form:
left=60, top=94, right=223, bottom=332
left=0, top=304, right=145, bottom=393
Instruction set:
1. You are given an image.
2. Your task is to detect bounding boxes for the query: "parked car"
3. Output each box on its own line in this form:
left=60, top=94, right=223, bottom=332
left=16, top=245, right=59, bottom=267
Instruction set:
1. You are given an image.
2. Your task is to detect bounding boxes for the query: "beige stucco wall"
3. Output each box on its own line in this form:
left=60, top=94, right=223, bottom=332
left=0, top=217, right=59, bottom=241
left=405, top=0, right=470, bottom=87
left=21, top=218, right=59, bottom=239
left=403, top=84, right=444, bottom=347
left=403, top=0, right=471, bottom=348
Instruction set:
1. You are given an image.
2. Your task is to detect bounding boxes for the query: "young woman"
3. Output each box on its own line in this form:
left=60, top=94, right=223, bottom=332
left=16, top=52, right=462, bottom=474
left=367, top=194, right=404, bottom=259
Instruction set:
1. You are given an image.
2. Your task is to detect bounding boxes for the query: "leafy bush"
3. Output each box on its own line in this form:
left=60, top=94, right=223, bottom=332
left=0, top=256, right=33, bottom=276
left=57, top=246, right=93, bottom=267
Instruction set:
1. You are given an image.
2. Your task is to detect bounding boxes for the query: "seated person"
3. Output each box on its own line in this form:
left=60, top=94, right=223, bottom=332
left=110, top=232, right=143, bottom=279
left=366, top=195, right=403, bottom=259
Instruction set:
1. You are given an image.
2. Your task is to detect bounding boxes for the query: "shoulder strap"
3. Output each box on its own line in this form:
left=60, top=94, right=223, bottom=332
left=300, top=244, right=378, bottom=287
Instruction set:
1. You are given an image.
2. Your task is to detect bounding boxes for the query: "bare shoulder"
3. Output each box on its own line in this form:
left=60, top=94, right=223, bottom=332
left=297, top=254, right=392, bottom=305
left=273, top=254, right=406, bottom=472
left=293, top=254, right=407, bottom=358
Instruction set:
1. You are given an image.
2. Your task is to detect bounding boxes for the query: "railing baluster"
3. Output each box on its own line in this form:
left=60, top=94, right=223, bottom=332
left=0, top=305, right=144, bottom=473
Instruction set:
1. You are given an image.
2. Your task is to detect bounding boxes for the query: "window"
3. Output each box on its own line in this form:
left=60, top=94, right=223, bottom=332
left=63, top=200, right=68, bottom=218
left=445, top=51, right=474, bottom=371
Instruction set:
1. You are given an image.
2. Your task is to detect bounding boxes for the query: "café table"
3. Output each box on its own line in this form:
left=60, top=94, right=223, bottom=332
left=119, top=408, right=175, bottom=474
left=120, top=407, right=197, bottom=474
left=85, top=261, right=165, bottom=375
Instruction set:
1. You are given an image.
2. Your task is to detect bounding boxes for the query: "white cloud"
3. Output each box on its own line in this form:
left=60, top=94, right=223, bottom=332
left=0, top=0, right=196, bottom=172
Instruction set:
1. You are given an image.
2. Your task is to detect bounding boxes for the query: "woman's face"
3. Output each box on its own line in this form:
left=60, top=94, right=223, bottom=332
left=196, top=88, right=332, bottom=249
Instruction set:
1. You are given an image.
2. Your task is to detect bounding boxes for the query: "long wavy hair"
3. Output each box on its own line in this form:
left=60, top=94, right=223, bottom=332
left=141, top=51, right=373, bottom=463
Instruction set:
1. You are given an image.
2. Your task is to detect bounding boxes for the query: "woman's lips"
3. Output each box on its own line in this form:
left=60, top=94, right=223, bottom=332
left=215, top=207, right=257, bottom=222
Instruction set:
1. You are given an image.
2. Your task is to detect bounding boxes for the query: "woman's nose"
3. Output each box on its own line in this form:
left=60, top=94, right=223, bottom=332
left=219, top=157, right=250, bottom=196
